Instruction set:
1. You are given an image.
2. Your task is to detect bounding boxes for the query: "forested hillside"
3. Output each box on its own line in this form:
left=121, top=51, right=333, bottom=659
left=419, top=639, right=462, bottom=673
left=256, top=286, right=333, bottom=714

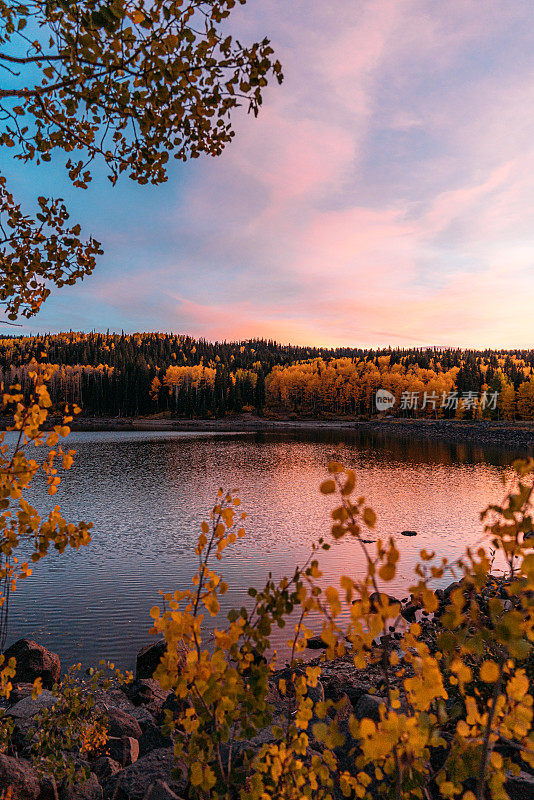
left=1, top=332, right=533, bottom=419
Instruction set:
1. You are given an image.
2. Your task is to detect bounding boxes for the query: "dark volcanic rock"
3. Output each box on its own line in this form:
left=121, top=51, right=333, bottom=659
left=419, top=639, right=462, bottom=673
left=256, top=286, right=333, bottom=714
left=442, top=580, right=463, bottom=598
left=0, top=754, right=40, bottom=799
left=3, top=639, right=60, bottom=689
left=307, top=680, right=324, bottom=706
left=306, top=636, right=328, bottom=650
left=106, top=735, right=140, bottom=767
left=369, top=592, right=400, bottom=610
left=142, top=779, right=183, bottom=800
left=130, top=705, right=156, bottom=728
left=353, top=694, right=385, bottom=722
left=136, top=640, right=187, bottom=681
left=158, top=691, right=192, bottom=725
left=9, top=683, right=35, bottom=703
left=505, top=770, right=534, bottom=800
left=92, top=756, right=121, bottom=783
left=139, top=718, right=172, bottom=757
left=266, top=680, right=288, bottom=715
left=104, top=706, right=142, bottom=740
left=98, top=689, right=136, bottom=714
left=323, top=673, right=367, bottom=706
left=60, top=772, right=103, bottom=800
left=103, top=747, right=187, bottom=800
left=125, top=679, right=171, bottom=715
left=400, top=602, right=419, bottom=622
left=6, top=690, right=57, bottom=719
left=136, top=641, right=167, bottom=680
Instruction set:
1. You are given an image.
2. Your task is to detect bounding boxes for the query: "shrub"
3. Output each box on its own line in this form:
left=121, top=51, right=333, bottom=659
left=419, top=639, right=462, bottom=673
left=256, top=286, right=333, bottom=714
left=1, top=377, right=533, bottom=799
left=149, top=459, right=534, bottom=800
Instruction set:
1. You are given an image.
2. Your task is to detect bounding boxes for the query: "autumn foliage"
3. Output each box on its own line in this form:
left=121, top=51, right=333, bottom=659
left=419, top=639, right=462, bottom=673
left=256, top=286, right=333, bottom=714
left=144, top=457, right=534, bottom=800
left=0, top=333, right=533, bottom=419
left=0, top=373, right=533, bottom=799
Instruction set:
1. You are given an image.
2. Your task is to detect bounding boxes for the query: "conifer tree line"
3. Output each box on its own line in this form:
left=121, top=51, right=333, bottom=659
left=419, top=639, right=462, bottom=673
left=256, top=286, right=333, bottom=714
left=0, top=332, right=533, bottom=419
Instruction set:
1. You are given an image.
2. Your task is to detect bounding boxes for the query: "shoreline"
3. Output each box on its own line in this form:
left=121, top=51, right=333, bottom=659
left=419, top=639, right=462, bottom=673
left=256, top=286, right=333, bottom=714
left=63, top=415, right=534, bottom=451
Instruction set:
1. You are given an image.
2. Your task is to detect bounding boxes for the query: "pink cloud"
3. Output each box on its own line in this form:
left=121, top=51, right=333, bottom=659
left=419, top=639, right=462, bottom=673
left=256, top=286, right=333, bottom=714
left=31, top=0, right=534, bottom=348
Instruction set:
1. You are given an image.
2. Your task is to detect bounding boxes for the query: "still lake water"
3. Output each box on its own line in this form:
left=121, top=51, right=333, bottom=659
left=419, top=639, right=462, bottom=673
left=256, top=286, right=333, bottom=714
left=5, top=430, right=520, bottom=669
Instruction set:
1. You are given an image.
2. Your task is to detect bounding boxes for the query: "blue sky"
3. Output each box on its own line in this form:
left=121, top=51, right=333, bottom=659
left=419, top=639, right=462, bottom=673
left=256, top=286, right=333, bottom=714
left=6, top=0, right=534, bottom=348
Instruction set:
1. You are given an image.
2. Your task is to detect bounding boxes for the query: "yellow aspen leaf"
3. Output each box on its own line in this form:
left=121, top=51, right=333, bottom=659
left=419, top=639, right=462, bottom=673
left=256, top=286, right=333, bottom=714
left=327, top=461, right=343, bottom=474
left=320, top=479, right=336, bottom=495
left=325, top=586, right=341, bottom=616
left=456, top=720, right=470, bottom=737
left=341, top=470, right=356, bottom=496
left=480, top=660, right=500, bottom=683
left=190, top=762, right=203, bottom=787
left=363, top=507, right=376, bottom=528
left=378, top=563, right=395, bottom=582
left=221, top=507, right=234, bottom=527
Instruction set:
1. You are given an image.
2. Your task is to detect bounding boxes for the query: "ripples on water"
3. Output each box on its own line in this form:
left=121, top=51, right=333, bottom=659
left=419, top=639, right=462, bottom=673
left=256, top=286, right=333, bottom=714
left=5, top=429, right=518, bottom=669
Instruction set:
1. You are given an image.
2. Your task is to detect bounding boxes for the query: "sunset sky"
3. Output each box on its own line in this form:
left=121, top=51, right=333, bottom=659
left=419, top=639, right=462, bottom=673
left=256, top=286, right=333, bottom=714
left=7, top=0, right=534, bottom=348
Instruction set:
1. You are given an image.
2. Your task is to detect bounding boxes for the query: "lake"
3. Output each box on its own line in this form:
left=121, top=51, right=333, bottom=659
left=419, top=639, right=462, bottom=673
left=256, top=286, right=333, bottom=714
left=5, top=429, right=519, bottom=670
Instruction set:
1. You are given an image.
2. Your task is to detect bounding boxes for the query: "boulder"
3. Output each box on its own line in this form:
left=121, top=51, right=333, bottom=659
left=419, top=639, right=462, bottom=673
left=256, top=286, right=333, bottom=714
left=158, top=692, right=191, bottom=725
left=106, top=736, right=140, bottom=767
left=329, top=694, right=356, bottom=771
left=0, top=754, right=40, bottom=799
left=98, top=689, right=136, bottom=714
left=60, top=772, right=103, bottom=800
left=306, top=636, right=328, bottom=650
left=442, top=581, right=463, bottom=598
left=2, top=639, right=60, bottom=689
left=323, top=674, right=367, bottom=706
left=135, top=641, right=166, bottom=680
left=130, top=706, right=156, bottom=728
left=352, top=694, right=385, bottom=723
left=103, top=747, right=187, bottom=800
left=6, top=690, right=57, bottom=720
left=139, top=719, right=172, bottom=757
left=328, top=693, right=353, bottom=727
left=9, top=683, right=36, bottom=703
left=136, top=641, right=187, bottom=681
left=369, top=592, right=400, bottom=611
left=220, top=719, right=284, bottom=761
left=400, top=602, right=419, bottom=623
left=92, top=756, right=121, bottom=783
left=125, top=679, right=171, bottom=715
left=265, top=680, right=288, bottom=715
left=505, top=770, right=534, bottom=800
left=306, top=680, right=324, bottom=706
left=142, top=779, right=182, bottom=800
left=104, top=706, right=142, bottom=740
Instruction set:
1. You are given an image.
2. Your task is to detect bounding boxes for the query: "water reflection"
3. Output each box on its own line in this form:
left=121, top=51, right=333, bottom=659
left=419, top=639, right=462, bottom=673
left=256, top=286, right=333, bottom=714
left=5, top=429, right=518, bottom=669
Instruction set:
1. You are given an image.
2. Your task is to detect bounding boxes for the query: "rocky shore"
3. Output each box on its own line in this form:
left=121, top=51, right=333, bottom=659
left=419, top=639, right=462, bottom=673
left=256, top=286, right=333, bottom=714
left=62, top=415, right=534, bottom=452
left=2, top=576, right=534, bottom=800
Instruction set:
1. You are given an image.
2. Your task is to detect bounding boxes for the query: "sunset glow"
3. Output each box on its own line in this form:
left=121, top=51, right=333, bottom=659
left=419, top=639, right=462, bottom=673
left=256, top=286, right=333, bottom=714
left=10, top=0, right=534, bottom=347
